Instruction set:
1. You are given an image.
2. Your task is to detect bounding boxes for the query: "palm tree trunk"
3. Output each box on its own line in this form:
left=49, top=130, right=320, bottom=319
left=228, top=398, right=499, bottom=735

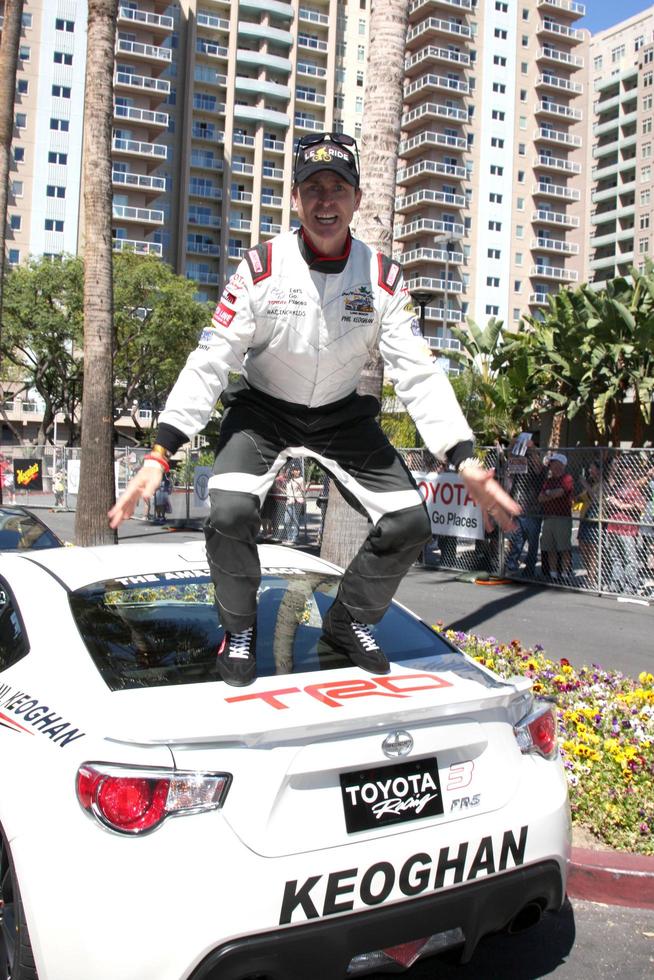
left=0, top=0, right=25, bottom=504
left=74, top=0, right=117, bottom=546
left=320, top=0, right=410, bottom=566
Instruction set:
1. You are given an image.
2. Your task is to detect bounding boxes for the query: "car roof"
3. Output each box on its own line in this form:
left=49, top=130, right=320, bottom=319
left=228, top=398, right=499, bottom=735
left=15, top=540, right=339, bottom=591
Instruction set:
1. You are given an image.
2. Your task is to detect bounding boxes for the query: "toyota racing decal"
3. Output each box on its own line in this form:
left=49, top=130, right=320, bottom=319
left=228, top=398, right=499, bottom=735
left=225, top=673, right=453, bottom=710
left=0, top=683, right=85, bottom=747
left=279, top=826, right=529, bottom=923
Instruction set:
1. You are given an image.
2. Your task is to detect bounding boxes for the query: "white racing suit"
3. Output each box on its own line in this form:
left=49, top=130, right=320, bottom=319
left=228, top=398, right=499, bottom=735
left=155, top=229, right=474, bottom=632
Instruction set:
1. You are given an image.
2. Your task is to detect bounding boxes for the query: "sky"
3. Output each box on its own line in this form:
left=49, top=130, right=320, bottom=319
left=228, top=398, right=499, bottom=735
left=577, top=0, right=653, bottom=34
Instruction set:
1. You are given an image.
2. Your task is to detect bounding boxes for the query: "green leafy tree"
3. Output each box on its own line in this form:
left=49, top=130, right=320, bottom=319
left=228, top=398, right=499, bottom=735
left=113, top=252, right=211, bottom=440
left=1, top=255, right=84, bottom=444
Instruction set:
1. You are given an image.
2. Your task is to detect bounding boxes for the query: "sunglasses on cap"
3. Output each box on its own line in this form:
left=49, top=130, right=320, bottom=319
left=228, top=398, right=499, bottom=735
left=293, top=131, right=360, bottom=182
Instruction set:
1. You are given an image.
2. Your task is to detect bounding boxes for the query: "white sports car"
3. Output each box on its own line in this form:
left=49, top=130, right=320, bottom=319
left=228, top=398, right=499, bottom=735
left=0, top=541, right=569, bottom=980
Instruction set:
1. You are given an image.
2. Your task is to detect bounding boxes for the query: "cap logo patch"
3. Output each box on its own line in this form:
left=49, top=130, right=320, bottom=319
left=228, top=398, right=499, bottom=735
left=311, top=146, right=332, bottom=163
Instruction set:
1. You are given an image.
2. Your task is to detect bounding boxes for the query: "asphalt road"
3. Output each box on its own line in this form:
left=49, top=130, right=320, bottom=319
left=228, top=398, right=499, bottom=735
left=38, top=510, right=654, bottom=978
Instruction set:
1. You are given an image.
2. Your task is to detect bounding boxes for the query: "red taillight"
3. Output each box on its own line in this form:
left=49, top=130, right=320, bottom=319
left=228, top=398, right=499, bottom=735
left=514, top=701, right=558, bottom=759
left=76, top=764, right=231, bottom=835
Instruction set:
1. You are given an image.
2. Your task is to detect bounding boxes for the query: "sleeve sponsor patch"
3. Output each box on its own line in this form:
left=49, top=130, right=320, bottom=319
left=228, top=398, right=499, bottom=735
left=212, top=302, right=236, bottom=328
left=377, top=253, right=403, bottom=295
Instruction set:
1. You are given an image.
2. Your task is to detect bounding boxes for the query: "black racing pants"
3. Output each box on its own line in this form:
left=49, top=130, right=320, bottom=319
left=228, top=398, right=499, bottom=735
left=204, top=385, right=431, bottom=633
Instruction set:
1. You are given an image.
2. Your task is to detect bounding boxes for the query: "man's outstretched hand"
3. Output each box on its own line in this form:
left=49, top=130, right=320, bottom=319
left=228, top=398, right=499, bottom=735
left=108, top=467, right=163, bottom=529
left=460, top=466, right=521, bottom=534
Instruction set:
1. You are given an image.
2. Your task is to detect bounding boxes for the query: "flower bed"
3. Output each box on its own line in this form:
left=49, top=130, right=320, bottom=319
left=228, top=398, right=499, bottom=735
left=436, top=625, right=654, bottom=854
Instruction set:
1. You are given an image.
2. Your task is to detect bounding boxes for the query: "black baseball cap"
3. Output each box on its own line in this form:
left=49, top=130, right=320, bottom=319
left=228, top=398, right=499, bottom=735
left=293, top=132, right=360, bottom=188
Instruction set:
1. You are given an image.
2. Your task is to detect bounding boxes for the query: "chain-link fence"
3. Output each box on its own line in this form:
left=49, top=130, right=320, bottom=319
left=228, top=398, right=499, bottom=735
left=7, top=443, right=653, bottom=600
left=401, top=446, right=654, bottom=601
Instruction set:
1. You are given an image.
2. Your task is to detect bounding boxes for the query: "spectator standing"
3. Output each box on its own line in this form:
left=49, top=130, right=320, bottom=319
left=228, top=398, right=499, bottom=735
left=638, top=460, right=654, bottom=593
left=283, top=464, right=305, bottom=544
left=153, top=472, right=173, bottom=524
left=505, top=438, right=545, bottom=578
left=538, top=453, right=574, bottom=583
left=604, top=456, right=645, bottom=595
left=52, top=470, right=66, bottom=509
left=576, top=459, right=602, bottom=587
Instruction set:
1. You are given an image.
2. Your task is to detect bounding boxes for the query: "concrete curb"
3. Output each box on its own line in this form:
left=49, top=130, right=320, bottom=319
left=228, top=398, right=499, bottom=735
left=568, top=846, right=654, bottom=908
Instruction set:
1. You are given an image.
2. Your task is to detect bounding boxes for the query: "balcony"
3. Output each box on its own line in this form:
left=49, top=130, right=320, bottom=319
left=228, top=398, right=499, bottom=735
left=399, top=130, right=467, bottom=156
left=405, top=46, right=470, bottom=75
left=533, top=181, right=580, bottom=201
left=116, top=38, right=172, bottom=64
left=539, top=19, right=583, bottom=43
left=401, top=101, right=467, bottom=129
left=529, top=292, right=552, bottom=305
left=531, top=236, right=579, bottom=255
left=536, top=100, right=582, bottom=121
left=534, top=127, right=581, bottom=148
left=197, top=12, right=230, bottom=30
left=262, top=166, right=284, bottom=180
left=113, top=204, right=164, bottom=225
left=191, top=151, right=224, bottom=172
left=188, top=211, right=221, bottom=229
left=193, top=95, right=225, bottom=115
left=394, top=217, right=465, bottom=241
left=111, top=170, right=166, bottom=193
left=298, top=6, right=329, bottom=25
left=188, top=271, right=221, bottom=286
left=295, top=115, right=324, bottom=130
left=537, top=46, right=584, bottom=68
left=537, top=73, right=583, bottom=95
left=232, top=191, right=253, bottom=203
left=189, top=183, right=223, bottom=200
left=195, top=66, right=227, bottom=87
left=407, top=18, right=472, bottom=45
left=229, top=218, right=252, bottom=232
left=297, top=33, right=328, bottom=52
left=263, top=136, right=285, bottom=152
left=261, top=193, right=283, bottom=207
left=537, top=0, right=585, bottom=14
left=112, top=136, right=167, bottom=161
left=197, top=39, right=228, bottom=59
left=114, top=71, right=170, bottom=97
left=260, top=222, right=282, bottom=236
left=232, top=161, right=254, bottom=175
left=395, top=188, right=467, bottom=212
left=117, top=6, right=174, bottom=32
left=296, top=61, right=327, bottom=79
left=397, top=159, right=467, bottom=184
left=112, top=238, right=162, bottom=256
left=186, top=241, right=221, bottom=256
left=192, top=125, right=224, bottom=142
left=534, top=154, right=582, bottom=175
left=400, top=246, right=464, bottom=266
left=532, top=208, right=580, bottom=228
left=405, top=275, right=463, bottom=294
left=296, top=88, right=326, bottom=105
left=404, top=73, right=469, bottom=102
left=530, top=264, right=578, bottom=281
left=410, top=0, right=472, bottom=12
left=114, top=104, right=168, bottom=128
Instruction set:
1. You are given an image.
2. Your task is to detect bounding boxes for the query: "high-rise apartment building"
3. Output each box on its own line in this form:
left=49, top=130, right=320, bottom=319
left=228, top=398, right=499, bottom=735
left=586, top=8, right=654, bottom=284
left=4, top=0, right=369, bottom=303
left=397, top=0, right=587, bottom=358
left=4, top=1, right=653, bottom=343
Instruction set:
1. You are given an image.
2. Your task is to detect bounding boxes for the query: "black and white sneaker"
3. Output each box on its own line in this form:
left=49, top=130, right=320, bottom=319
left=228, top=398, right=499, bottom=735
left=216, top=625, right=257, bottom=687
left=321, top=602, right=390, bottom=675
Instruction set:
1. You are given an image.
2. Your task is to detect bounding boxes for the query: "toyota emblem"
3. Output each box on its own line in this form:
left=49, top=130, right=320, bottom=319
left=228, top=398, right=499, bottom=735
left=382, top=730, right=413, bottom=758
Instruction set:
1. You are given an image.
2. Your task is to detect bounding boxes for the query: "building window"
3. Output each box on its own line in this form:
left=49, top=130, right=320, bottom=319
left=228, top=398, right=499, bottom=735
left=491, top=137, right=504, bottom=148
left=490, top=164, right=504, bottom=176
left=9, top=215, right=21, bottom=231
left=52, top=85, right=72, bottom=98
left=486, top=276, right=500, bottom=287
left=50, top=118, right=70, bottom=131
left=45, top=219, right=65, bottom=232
left=358, top=18, right=366, bottom=34
left=495, top=1, right=508, bottom=9
left=485, top=305, right=499, bottom=315
left=644, top=94, right=654, bottom=110
left=640, top=213, right=650, bottom=229
left=642, top=165, right=651, bottom=183
left=639, top=237, right=649, bottom=254
left=493, top=55, right=507, bottom=66
left=643, top=143, right=652, bottom=159
left=356, top=70, right=364, bottom=87
left=519, top=117, right=527, bottom=131
left=21, top=12, right=32, bottom=28
left=54, top=51, right=73, bottom=65
left=494, top=28, right=507, bottom=39
left=514, top=280, right=522, bottom=292
left=48, top=151, right=68, bottom=164
left=8, top=249, right=20, bottom=265
left=18, top=46, right=30, bottom=61
left=517, top=196, right=525, bottom=210
left=516, top=225, right=524, bottom=238
left=55, top=19, right=75, bottom=32
left=635, top=36, right=645, bottom=52
left=611, top=45, right=625, bottom=63
left=15, top=113, right=26, bottom=128
left=515, top=253, right=523, bottom=265
left=644, top=49, right=654, bottom=65
left=488, top=220, right=502, bottom=231
left=594, top=56, right=603, bottom=71
left=488, top=248, right=500, bottom=259
left=355, top=96, right=363, bottom=113
left=521, top=62, right=528, bottom=74
left=13, top=146, right=24, bottom=162
left=517, top=170, right=525, bottom=183
left=641, top=188, right=651, bottom=205
left=489, top=192, right=503, bottom=203
left=357, top=45, right=365, bottom=62
left=644, top=118, right=653, bottom=135
left=492, top=82, right=506, bottom=93
left=46, top=185, right=66, bottom=198
left=521, top=35, right=528, bottom=47
left=17, top=79, right=28, bottom=95
left=11, top=180, right=23, bottom=197
left=491, top=110, right=505, bottom=121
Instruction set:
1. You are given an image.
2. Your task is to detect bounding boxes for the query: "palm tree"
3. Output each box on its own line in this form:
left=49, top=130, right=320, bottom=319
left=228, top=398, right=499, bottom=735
left=74, top=0, right=117, bottom=545
left=0, top=0, right=25, bottom=503
left=320, top=0, right=410, bottom=566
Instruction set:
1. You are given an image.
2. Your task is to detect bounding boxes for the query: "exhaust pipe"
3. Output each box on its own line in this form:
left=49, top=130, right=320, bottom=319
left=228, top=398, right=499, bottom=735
left=506, top=901, right=543, bottom=934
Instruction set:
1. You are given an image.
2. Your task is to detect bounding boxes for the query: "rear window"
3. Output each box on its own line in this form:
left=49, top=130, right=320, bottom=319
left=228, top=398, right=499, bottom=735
left=68, top=568, right=456, bottom=691
left=0, top=513, right=60, bottom=551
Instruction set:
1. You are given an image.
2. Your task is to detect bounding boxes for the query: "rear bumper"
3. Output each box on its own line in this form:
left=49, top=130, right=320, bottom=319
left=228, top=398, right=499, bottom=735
left=190, top=860, right=564, bottom=980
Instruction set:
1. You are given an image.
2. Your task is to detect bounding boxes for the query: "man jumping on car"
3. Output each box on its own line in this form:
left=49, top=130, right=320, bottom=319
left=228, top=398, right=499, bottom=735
left=109, top=132, right=519, bottom=687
